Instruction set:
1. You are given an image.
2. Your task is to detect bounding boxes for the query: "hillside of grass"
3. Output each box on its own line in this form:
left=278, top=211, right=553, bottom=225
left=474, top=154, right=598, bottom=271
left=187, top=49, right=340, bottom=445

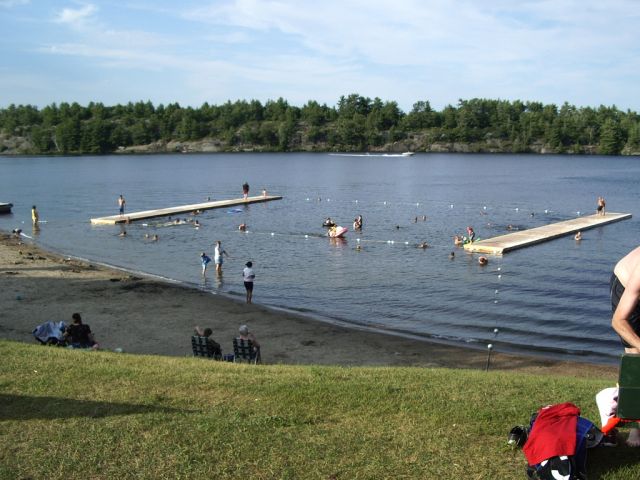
left=0, top=340, right=636, bottom=479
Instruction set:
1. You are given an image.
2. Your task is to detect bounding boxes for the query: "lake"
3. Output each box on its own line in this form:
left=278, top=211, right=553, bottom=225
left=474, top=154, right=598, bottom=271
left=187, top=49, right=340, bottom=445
left=1, top=152, right=638, bottom=364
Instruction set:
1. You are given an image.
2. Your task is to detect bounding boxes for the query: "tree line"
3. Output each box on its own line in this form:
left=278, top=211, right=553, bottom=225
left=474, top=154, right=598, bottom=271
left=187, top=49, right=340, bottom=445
left=1, top=95, right=639, bottom=155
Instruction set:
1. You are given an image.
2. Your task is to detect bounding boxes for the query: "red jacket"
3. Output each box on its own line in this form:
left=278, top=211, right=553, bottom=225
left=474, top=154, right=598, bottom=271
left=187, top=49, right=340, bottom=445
left=523, top=402, right=580, bottom=465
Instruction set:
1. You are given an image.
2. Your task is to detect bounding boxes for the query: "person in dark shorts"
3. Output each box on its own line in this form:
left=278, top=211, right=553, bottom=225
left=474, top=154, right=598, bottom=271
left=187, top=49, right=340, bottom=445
left=242, top=182, right=250, bottom=200
left=610, top=245, right=640, bottom=446
left=118, top=194, right=126, bottom=215
left=64, top=313, right=98, bottom=349
left=243, top=261, right=255, bottom=304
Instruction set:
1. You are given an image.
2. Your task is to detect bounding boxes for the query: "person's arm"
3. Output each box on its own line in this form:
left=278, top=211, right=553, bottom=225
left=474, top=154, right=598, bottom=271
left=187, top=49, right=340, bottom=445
left=194, top=325, right=205, bottom=336
left=249, top=333, right=260, bottom=348
left=612, top=264, right=640, bottom=351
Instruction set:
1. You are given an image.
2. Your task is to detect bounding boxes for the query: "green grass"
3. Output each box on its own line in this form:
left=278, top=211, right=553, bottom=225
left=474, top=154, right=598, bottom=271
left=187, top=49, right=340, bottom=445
left=0, top=340, right=637, bottom=479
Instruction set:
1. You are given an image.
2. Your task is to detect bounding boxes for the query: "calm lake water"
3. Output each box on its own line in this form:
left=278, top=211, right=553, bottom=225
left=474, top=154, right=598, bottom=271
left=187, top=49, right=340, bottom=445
left=1, top=152, right=639, bottom=364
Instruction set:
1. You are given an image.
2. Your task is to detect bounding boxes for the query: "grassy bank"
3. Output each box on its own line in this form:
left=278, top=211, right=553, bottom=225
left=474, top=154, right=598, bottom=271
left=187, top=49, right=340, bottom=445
left=0, top=340, right=635, bottom=479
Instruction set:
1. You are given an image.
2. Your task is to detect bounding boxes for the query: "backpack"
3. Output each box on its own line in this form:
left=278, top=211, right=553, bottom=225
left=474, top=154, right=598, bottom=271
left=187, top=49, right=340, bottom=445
left=512, top=407, right=602, bottom=480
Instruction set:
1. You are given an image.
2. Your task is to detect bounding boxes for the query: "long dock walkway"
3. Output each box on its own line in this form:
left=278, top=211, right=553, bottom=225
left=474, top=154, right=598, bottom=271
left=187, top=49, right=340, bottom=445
left=90, top=195, right=283, bottom=225
left=463, top=212, right=632, bottom=255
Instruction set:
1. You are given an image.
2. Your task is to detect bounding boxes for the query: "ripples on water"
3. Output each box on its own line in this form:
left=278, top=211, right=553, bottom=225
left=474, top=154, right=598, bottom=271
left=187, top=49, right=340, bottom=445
left=1, top=153, right=639, bottom=364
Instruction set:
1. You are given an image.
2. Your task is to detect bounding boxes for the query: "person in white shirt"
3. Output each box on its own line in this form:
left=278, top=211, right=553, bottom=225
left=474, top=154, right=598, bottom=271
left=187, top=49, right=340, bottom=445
left=243, top=261, right=255, bottom=304
left=214, top=240, right=229, bottom=275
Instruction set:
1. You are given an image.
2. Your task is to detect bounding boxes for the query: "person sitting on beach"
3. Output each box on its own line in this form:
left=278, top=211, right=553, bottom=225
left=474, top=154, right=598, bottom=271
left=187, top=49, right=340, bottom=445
left=64, top=313, right=98, bottom=349
left=194, top=325, right=222, bottom=357
left=238, top=324, right=260, bottom=356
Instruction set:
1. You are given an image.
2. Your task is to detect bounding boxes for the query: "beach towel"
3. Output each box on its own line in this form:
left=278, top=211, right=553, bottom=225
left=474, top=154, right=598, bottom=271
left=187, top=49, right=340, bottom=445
left=32, top=320, right=66, bottom=345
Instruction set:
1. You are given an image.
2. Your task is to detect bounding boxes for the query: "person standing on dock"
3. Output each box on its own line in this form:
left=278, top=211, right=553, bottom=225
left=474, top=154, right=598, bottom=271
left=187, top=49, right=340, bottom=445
left=242, top=182, right=250, bottom=200
left=118, top=194, right=126, bottom=216
left=214, top=240, right=229, bottom=275
left=597, top=196, right=606, bottom=216
left=31, top=205, right=39, bottom=225
left=610, top=245, right=640, bottom=446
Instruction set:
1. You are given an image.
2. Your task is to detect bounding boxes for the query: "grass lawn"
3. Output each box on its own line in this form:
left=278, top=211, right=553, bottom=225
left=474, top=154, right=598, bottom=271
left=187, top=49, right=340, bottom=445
left=0, top=340, right=637, bottom=479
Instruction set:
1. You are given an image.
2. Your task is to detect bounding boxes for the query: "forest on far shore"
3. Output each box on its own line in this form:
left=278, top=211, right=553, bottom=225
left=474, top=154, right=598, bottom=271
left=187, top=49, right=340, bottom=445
left=0, top=94, right=639, bottom=155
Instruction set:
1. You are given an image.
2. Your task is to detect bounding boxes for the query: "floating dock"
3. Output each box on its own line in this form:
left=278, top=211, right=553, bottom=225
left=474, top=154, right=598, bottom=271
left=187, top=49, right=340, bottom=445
left=90, top=195, right=283, bottom=225
left=463, top=212, right=632, bottom=255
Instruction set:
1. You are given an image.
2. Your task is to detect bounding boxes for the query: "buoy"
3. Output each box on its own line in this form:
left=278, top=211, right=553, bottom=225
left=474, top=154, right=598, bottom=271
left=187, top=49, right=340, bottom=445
left=383, top=201, right=387, bottom=205
left=495, top=289, right=499, bottom=294
left=404, top=241, right=409, bottom=245
left=493, top=328, right=499, bottom=334
left=271, top=232, right=275, bottom=236
left=416, top=202, right=420, bottom=206
left=356, top=238, right=360, bottom=242
left=304, top=235, right=308, bottom=238
left=494, top=300, right=498, bottom=304
left=498, top=274, right=502, bottom=279
left=515, top=207, right=519, bottom=212
left=450, top=204, right=454, bottom=208
left=483, top=206, right=487, bottom=210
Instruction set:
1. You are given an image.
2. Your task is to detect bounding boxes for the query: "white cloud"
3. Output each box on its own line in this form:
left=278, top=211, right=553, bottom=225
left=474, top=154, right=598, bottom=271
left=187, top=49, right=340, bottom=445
left=54, top=3, right=97, bottom=27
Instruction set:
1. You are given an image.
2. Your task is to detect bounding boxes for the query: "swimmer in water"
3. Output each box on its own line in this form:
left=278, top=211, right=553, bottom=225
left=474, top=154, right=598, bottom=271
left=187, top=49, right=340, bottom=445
left=239, top=223, right=247, bottom=231
left=454, top=235, right=464, bottom=246
left=417, top=242, right=429, bottom=249
left=478, top=256, right=488, bottom=266
left=152, top=234, right=159, bottom=242
left=574, top=231, right=582, bottom=241
left=449, top=251, right=455, bottom=259
left=118, top=230, right=127, bottom=237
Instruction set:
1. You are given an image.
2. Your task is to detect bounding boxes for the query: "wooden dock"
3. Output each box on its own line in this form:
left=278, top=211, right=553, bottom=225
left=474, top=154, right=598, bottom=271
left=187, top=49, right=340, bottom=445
left=90, top=195, right=283, bottom=225
left=463, top=212, right=632, bottom=255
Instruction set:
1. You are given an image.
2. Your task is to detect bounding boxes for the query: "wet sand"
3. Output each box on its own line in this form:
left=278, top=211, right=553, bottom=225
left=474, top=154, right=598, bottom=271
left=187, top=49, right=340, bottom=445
left=0, top=232, right=618, bottom=376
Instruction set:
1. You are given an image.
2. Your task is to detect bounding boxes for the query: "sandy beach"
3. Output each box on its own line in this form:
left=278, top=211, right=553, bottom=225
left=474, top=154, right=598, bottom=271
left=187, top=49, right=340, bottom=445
left=0, top=231, right=618, bottom=377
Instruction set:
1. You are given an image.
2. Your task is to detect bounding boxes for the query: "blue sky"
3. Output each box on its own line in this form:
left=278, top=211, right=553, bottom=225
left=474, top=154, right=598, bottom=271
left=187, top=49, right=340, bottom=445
left=1, top=0, right=639, bottom=112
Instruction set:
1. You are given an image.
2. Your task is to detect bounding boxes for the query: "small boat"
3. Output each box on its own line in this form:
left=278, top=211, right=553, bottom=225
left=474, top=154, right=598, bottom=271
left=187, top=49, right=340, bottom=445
left=402, top=151, right=414, bottom=157
left=0, top=202, right=13, bottom=214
